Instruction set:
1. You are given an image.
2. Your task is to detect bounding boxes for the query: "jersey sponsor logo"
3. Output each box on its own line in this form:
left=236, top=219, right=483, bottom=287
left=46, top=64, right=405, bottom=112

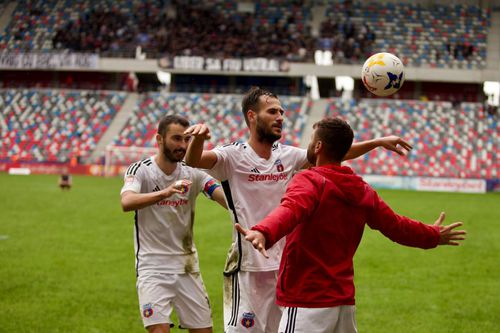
left=157, top=199, right=189, bottom=207
left=247, top=172, right=287, bottom=182
left=142, top=303, right=154, bottom=318
left=241, top=312, right=255, bottom=328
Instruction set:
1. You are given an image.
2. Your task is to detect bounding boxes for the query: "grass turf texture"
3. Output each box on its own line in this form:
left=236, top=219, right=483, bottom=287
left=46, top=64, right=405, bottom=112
left=0, top=173, right=498, bottom=332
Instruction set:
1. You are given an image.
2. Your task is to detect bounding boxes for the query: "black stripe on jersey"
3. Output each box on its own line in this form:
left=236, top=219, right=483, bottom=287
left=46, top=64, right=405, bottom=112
left=221, top=180, right=243, bottom=276
left=152, top=186, right=160, bottom=192
left=228, top=273, right=240, bottom=327
left=222, top=142, right=236, bottom=148
left=127, top=157, right=152, bottom=176
left=272, top=142, right=279, bottom=151
left=125, top=162, right=137, bottom=176
left=127, top=161, right=141, bottom=176
left=222, top=141, right=247, bottom=149
left=250, top=168, right=260, bottom=174
left=284, top=307, right=297, bottom=333
left=134, top=210, right=140, bottom=277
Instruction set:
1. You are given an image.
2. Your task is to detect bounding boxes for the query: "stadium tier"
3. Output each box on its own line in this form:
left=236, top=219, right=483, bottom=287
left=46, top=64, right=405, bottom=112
left=0, top=1, right=491, bottom=68
left=321, top=2, right=490, bottom=68
left=110, top=92, right=309, bottom=165
left=0, top=88, right=497, bottom=179
left=0, top=89, right=126, bottom=163
left=326, top=98, right=498, bottom=179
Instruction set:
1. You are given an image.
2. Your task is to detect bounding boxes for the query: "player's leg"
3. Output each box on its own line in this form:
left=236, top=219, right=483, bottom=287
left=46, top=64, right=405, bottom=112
left=224, top=270, right=281, bottom=333
left=147, top=323, right=171, bottom=333
left=172, top=272, right=212, bottom=332
left=264, top=271, right=282, bottom=332
left=137, top=273, right=176, bottom=331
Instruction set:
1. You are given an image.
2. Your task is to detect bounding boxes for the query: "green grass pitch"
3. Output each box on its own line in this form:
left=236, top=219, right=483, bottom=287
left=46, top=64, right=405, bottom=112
left=0, top=173, right=498, bottom=332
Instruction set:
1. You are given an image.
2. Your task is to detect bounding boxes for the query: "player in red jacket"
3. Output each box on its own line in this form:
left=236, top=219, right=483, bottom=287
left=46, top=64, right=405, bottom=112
left=236, top=117, right=466, bottom=333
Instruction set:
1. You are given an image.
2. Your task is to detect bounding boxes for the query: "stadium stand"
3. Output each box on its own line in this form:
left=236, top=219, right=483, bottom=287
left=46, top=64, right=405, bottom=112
left=0, top=89, right=126, bottom=163
left=0, top=1, right=497, bottom=183
left=321, top=2, right=490, bottom=68
left=326, top=98, right=498, bottom=179
left=0, top=0, right=315, bottom=60
left=110, top=92, right=310, bottom=165
left=0, top=1, right=491, bottom=68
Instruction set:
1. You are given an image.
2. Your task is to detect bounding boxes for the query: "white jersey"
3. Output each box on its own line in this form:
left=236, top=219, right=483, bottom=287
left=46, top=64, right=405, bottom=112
left=209, top=142, right=307, bottom=272
left=121, top=156, right=219, bottom=275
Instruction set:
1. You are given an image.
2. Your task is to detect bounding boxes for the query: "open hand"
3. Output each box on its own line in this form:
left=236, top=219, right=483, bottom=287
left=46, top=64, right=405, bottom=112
left=378, top=135, right=413, bottom=156
left=434, top=212, right=466, bottom=246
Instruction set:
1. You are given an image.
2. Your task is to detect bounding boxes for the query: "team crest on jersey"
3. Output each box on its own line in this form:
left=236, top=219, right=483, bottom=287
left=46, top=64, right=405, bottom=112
left=274, top=159, right=284, bottom=172
left=241, top=312, right=255, bottom=328
left=142, top=303, right=154, bottom=318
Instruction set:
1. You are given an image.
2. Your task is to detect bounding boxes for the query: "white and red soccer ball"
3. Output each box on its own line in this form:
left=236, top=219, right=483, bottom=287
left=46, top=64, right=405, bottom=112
left=361, top=52, right=405, bottom=97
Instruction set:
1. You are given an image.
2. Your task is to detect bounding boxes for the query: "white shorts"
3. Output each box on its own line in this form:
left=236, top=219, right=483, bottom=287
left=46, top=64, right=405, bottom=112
left=224, top=270, right=282, bottom=333
left=136, top=272, right=212, bottom=329
left=278, top=306, right=357, bottom=333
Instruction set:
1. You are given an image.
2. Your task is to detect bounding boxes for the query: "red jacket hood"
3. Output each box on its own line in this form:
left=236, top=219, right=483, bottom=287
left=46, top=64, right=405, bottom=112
left=310, top=164, right=375, bottom=208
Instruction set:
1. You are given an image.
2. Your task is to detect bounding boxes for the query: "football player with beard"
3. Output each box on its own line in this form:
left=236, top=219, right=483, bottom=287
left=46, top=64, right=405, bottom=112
left=121, top=114, right=226, bottom=333
left=184, top=87, right=412, bottom=333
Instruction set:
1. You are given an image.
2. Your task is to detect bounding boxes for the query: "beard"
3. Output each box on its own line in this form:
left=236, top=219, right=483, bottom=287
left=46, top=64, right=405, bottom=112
left=256, top=119, right=282, bottom=144
left=162, top=145, right=186, bottom=162
left=306, top=144, right=317, bottom=165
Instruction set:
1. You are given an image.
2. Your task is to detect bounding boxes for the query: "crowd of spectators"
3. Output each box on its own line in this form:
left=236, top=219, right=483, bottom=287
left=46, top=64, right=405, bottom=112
left=52, top=2, right=316, bottom=61
left=318, top=19, right=375, bottom=64
left=7, top=0, right=488, bottom=67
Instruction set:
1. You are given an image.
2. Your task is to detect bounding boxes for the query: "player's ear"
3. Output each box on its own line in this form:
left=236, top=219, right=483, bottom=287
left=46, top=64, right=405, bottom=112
left=315, top=141, right=323, bottom=154
left=248, top=109, right=257, bottom=123
left=156, top=133, right=162, bottom=145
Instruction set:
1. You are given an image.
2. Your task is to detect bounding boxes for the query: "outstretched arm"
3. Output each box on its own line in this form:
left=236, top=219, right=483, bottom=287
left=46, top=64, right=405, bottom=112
left=343, top=135, right=413, bottom=161
left=121, top=180, right=191, bottom=212
left=184, top=124, right=218, bottom=169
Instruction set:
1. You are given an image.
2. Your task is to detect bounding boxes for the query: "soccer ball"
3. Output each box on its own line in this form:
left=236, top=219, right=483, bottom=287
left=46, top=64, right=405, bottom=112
left=361, top=52, right=405, bottom=97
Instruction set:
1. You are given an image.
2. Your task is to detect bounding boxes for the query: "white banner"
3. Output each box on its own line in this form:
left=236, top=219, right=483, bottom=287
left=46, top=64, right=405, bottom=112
left=363, top=175, right=411, bottom=190
left=0, top=52, right=99, bottom=69
left=362, top=175, right=486, bottom=193
left=159, top=56, right=289, bottom=72
left=415, top=177, right=486, bottom=193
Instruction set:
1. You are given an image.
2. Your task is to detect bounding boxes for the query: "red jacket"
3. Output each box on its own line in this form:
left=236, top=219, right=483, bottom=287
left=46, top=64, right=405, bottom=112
left=252, top=164, right=440, bottom=308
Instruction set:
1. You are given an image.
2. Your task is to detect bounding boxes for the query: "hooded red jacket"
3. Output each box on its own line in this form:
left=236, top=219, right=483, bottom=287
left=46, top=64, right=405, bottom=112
left=252, top=164, right=440, bottom=308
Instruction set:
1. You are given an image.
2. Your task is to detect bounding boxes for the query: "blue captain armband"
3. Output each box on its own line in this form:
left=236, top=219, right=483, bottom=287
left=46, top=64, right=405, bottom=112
left=203, top=179, right=221, bottom=198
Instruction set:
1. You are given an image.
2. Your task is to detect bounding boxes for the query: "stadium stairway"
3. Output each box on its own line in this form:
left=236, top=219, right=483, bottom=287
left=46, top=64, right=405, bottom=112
left=87, top=92, right=139, bottom=163
left=486, top=11, right=500, bottom=69
left=300, top=98, right=328, bottom=148
left=0, top=2, right=16, bottom=32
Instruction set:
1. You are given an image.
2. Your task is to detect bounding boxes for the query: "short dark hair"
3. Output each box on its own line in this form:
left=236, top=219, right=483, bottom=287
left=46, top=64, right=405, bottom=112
left=241, top=86, right=278, bottom=126
left=313, top=117, right=354, bottom=162
left=157, top=114, right=190, bottom=137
